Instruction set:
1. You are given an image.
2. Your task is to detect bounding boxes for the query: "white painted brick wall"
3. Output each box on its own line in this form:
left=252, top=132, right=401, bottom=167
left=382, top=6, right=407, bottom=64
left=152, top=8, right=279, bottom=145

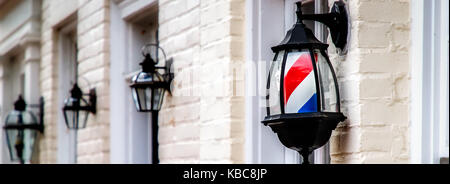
left=75, top=0, right=110, bottom=164
left=158, top=0, right=245, bottom=164
left=329, top=0, right=410, bottom=164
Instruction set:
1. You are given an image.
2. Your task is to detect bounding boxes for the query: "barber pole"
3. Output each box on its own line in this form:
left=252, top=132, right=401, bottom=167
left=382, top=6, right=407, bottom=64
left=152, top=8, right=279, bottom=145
left=284, top=51, right=318, bottom=113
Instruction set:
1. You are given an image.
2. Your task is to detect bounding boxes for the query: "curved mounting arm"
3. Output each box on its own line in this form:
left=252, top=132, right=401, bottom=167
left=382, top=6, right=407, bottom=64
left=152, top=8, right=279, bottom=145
left=141, top=42, right=174, bottom=94
left=298, top=1, right=348, bottom=50
left=141, top=43, right=168, bottom=66
left=155, top=58, right=174, bottom=93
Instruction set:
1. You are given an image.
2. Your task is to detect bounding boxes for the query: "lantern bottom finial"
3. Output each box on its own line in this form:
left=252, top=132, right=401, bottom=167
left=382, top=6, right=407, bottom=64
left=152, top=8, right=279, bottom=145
left=300, top=150, right=311, bottom=165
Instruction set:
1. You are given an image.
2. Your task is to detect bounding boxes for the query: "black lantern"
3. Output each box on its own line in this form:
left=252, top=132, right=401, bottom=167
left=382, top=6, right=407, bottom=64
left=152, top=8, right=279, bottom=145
left=130, top=44, right=173, bottom=112
left=3, top=95, right=44, bottom=164
left=262, top=1, right=348, bottom=164
left=62, top=83, right=96, bottom=129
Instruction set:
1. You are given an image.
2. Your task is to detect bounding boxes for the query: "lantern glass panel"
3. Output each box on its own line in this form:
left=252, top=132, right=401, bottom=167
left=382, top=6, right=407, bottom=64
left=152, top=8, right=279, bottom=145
left=152, top=87, right=165, bottom=111
left=131, top=71, right=165, bottom=111
left=133, top=87, right=152, bottom=111
left=283, top=49, right=317, bottom=113
left=131, top=87, right=141, bottom=110
left=315, top=50, right=338, bottom=112
left=4, top=110, right=38, bottom=162
left=63, top=97, right=89, bottom=129
left=267, top=50, right=284, bottom=116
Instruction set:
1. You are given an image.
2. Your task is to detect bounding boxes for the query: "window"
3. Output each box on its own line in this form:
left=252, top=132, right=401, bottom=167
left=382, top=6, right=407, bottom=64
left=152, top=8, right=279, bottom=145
left=245, top=0, right=330, bottom=164
left=56, top=16, right=78, bottom=163
left=110, top=0, right=159, bottom=164
left=411, top=0, right=449, bottom=164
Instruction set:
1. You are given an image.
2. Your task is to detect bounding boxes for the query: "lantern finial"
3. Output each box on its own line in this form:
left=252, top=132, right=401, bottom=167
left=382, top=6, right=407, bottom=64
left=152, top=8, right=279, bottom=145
left=296, top=1, right=302, bottom=23
left=70, top=83, right=83, bottom=99
left=14, top=95, right=26, bottom=111
left=140, top=53, right=156, bottom=73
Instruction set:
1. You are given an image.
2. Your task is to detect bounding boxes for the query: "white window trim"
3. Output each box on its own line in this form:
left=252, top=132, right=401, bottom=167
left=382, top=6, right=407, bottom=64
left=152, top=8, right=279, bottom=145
left=438, top=0, right=449, bottom=161
left=410, top=0, right=424, bottom=164
left=410, top=0, right=449, bottom=164
left=117, top=0, right=156, bottom=20
left=57, top=19, right=78, bottom=164
left=110, top=2, right=129, bottom=163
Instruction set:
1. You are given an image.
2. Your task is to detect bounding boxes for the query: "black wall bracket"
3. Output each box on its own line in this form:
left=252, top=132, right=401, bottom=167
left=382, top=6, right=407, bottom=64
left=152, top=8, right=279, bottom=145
left=87, top=88, right=97, bottom=114
left=299, top=1, right=348, bottom=50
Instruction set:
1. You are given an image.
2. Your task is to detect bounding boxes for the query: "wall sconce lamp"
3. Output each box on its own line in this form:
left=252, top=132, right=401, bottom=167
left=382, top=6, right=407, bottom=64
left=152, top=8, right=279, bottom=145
left=130, top=44, right=173, bottom=112
left=3, top=95, right=44, bottom=164
left=130, top=41, right=173, bottom=164
left=62, top=83, right=96, bottom=130
left=262, top=1, right=348, bottom=164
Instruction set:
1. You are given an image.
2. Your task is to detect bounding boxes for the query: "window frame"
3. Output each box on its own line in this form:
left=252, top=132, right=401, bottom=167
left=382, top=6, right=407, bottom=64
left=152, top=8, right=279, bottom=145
left=56, top=17, right=78, bottom=164
left=410, top=0, right=449, bottom=164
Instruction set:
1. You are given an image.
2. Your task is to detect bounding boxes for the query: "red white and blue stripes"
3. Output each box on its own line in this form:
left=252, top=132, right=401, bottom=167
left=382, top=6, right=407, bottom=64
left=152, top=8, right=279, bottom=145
left=284, top=51, right=317, bottom=113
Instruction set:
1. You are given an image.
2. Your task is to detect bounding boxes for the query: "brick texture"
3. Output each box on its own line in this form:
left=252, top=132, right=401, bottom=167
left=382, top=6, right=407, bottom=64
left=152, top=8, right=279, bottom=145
left=35, top=0, right=410, bottom=164
left=328, top=0, right=410, bottom=164
left=39, top=0, right=110, bottom=163
left=158, top=0, right=245, bottom=164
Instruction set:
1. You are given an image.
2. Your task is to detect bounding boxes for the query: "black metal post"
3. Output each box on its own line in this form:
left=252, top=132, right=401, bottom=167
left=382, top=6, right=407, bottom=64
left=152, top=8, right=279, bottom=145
left=39, top=97, right=45, bottom=133
left=152, top=112, right=159, bottom=164
left=15, top=142, right=24, bottom=164
left=16, top=114, right=25, bottom=164
left=300, top=150, right=311, bottom=165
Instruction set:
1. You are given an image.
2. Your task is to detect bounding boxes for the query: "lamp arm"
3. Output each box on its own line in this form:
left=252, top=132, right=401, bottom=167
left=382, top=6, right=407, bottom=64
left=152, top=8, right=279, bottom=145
left=71, top=78, right=96, bottom=115
left=141, top=43, right=168, bottom=65
left=155, top=58, right=174, bottom=93
left=77, top=76, right=94, bottom=91
left=78, top=89, right=97, bottom=114
left=299, top=1, right=348, bottom=50
left=301, top=13, right=338, bottom=31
